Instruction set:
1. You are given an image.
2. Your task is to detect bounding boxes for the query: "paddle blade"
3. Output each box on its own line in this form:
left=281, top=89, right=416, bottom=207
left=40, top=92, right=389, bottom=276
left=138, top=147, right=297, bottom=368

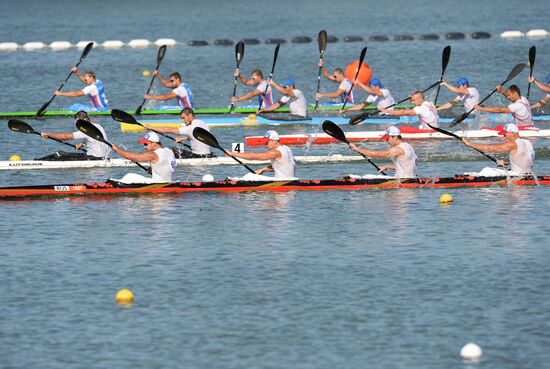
left=528, top=45, right=536, bottom=70
left=111, top=109, right=139, bottom=125
left=449, top=112, right=469, bottom=127
left=193, top=127, right=220, bottom=149
left=318, top=30, right=327, bottom=54
left=235, top=41, right=245, bottom=65
left=79, top=42, right=94, bottom=62
left=157, top=45, right=167, bottom=65
left=271, top=44, right=281, bottom=73
left=322, top=120, right=348, bottom=143
left=76, top=119, right=109, bottom=146
left=353, top=47, right=367, bottom=80
left=504, top=63, right=526, bottom=84
left=441, top=45, right=451, bottom=72
left=35, top=101, right=51, bottom=117
left=8, top=119, right=35, bottom=134
left=348, top=112, right=370, bottom=125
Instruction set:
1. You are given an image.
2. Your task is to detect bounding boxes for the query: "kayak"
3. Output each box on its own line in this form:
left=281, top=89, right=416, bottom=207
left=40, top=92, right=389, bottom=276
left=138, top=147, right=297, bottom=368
left=1, top=174, right=548, bottom=199
left=245, top=125, right=550, bottom=146
left=0, top=154, right=364, bottom=170
left=119, top=114, right=550, bottom=131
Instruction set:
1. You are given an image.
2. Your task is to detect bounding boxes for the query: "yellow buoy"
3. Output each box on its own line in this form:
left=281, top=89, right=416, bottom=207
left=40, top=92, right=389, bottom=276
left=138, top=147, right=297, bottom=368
left=142, top=70, right=150, bottom=77
left=440, top=193, right=453, bottom=204
left=115, top=288, right=134, bottom=304
left=9, top=154, right=21, bottom=161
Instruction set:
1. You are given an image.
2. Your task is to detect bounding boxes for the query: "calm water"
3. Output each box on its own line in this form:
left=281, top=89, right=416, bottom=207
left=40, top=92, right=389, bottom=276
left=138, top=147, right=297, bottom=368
left=1, top=1, right=550, bottom=368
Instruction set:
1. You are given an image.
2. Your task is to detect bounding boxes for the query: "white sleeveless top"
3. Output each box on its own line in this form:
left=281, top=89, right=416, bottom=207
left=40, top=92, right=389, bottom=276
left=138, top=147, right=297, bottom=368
left=510, top=139, right=534, bottom=174
left=271, top=145, right=296, bottom=178
left=413, top=101, right=439, bottom=129
left=151, top=147, right=176, bottom=182
left=508, top=97, right=533, bottom=125
left=392, top=142, right=417, bottom=178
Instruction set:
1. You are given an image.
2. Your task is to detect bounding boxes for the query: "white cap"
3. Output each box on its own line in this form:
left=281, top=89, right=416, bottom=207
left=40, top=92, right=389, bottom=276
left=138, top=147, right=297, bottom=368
left=138, top=131, right=160, bottom=143
left=498, top=123, right=519, bottom=135
left=381, top=126, right=401, bottom=139
left=263, top=130, right=280, bottom=141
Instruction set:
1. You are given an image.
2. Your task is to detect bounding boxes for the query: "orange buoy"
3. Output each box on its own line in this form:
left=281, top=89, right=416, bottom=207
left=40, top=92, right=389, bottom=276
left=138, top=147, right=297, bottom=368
left=345, top=60, right=372, bottom=85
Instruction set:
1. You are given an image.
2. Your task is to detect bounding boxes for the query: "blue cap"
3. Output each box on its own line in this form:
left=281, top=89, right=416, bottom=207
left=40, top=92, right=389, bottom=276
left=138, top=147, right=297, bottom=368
left=369, top=78, right=383, bottom=88
left=282, top=79, right=295, bottom=87
left=455, top=77, right=469, bottom=87
left=544, top=73, right=550, bottom=83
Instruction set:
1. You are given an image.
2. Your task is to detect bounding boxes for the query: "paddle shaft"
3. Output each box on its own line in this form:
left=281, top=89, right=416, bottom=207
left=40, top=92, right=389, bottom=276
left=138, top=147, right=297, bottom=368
left=341, top=46, right=367, bottom=111
left=258, top=44, right=280, bottom=111
left=33, top=130, right=87, bottom=151
left=136, top=46, right=168, bottom=115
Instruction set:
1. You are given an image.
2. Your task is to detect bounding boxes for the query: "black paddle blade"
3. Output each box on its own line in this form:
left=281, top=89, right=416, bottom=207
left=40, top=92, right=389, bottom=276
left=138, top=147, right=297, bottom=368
left=35, top=100, right=52, bottom=117
left=449, top=112, right=470, bottom=127
left=348, top=112, right=370, bottom=125
left=193, top=127, right=220, bottom=149
left=442, top=45, right=451, bottom=72
left=271, top=44, right=281, bottom=73
left=505, top=63, right=526, bottom=84
left=528, top=45, right=536, bottom=69
left=235, top=41, right=245, bottom=65
left=80, top=42, right=94, bottom=62
left=76, top=119, right=110, bottom=146
left=318, top=30, right=327, bottom=53
left=157, top=45, right=167, bottom=65
left=8, top=119, right=35, bottom=134
left=111, top=109, right=139, bottom=125
left=322, top=120, right=348, bottom=143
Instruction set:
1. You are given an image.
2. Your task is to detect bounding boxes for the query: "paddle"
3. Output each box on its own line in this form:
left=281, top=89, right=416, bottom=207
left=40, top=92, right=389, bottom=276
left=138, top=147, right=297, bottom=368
left=75, top=119, right=150, bottom=173
left=135, top=45, right=168, bottom=115
left=192, top=127, right=256, bottom=173
left=258, top=43, right=281, bottom=111
left=111, top=109, right=191, bottom=149
left=450, top=63, right=526, bottom=127
left=229, top=41, right=245, bottom=114
left=321, top=120, right=387, bottom=175
left=36, top=42, right=94, bottom=117
left=425, top=122, right=498, bottom=163
left=526, top=45, right=536, bottom=100
left=349, top=80, right=441, bottom=125
left=434, top=45, right=451, bottom=105
left=8, top=119, right=86, bottom=152
left=341, top=46, right=367, bottom=111
left=313, top=30, right=328, bottom=111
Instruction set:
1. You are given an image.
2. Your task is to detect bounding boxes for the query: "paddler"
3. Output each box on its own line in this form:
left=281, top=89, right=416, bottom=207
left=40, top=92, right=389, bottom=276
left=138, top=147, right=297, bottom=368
left=347, top=77, right=395, bottom=111
left=349, top=126, right=417, bottom=178
left=437, top=77, right=480, bottom=114
left=228, top=130, right=296, bottom=178
left=144, top=71, right=193, bottom=109
left=474, top=84, right=532, bottom=126
left=143, top=108, right=214, bottom=159
left=528, top=73, right=550, bottom=109
left=462, top=123, right=534, bottom=175
left=230, top=69, right=274, bottom=109
left=37, top=111, right=110, bottom=161
left=379, top=90, right=439, bottom=129
left=111, top=131, right=176, bottom=182
left=54, top=69, right=109, bottom=111
left=257, top=78, right=307, bottom=118
left=315, top=61, right=354, bottom=105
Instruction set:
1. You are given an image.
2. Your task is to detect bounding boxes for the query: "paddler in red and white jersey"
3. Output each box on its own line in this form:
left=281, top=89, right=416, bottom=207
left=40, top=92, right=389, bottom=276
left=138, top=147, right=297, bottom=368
left=228, top=130, right=296, bottom=178
left=315, top=61, right=355, bottom=105
left=437, top=77, right=480, bottom=113
left=349, top=126, right=417, bottom=178
left=474, top=84, right=532, bottom=126
left=55, top=69, right=109, bottom=111
left=347, top=77, right=395, bottom=111
left=144, top=71, right=193, bottom=109
left=462, top=123, right=535, bottom=174
left=528, top=73, right=550, bottom=110
left=230, top=69, right=274, bottom=109
left=379, top=90, right=439, bottom=129
left=112, top=131, right=176, bottom=182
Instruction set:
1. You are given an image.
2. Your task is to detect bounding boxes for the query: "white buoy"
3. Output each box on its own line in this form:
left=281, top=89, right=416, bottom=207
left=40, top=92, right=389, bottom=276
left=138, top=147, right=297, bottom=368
left=76, top=41, right=96, bottom=49
left=102, top=40, right=124, bottom=48
left=0, top=42, right=19, bottom=51
left=500, top=30, right=525, bottom=38
left=526, top=29, right=549, bottom=38
left=202, top=174, right=215, bottom=182
left=128, top=39, right=151, bottom=48
left=154, top=38, right=177, bottom=47
left=49, top=41, right=72, bottom=50
left=460, top=343, right=482, bottom=360
left=22, top=42, right=46, bottom=51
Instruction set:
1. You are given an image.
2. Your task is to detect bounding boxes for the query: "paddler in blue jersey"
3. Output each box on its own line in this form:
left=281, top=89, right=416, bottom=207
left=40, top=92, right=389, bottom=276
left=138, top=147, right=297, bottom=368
left=144, top=71, right=193, bottom=109
left=230, top=69, right=274, bottom=109
left=528, top=73, right=550, bottom=110
left=315, top=60, right=354, bottom=105
left=55, top=69, right=109, bottom=111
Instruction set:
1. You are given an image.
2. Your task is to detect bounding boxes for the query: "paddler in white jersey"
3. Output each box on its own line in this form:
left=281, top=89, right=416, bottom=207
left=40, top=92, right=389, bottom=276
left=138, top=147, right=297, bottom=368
left=437, top=77, right=480, bottom=113
left=228, top=130, right=296, bottom=178
left=347, top=77, right=395, bottom=111
left=349, top=126, right=417, bottom=178
left=111, top=131, right=176, bottom=182
left=528, top=73, right=550, bottom=110
left=257, top=78, right=307, bottom=118
left=37, top=110, right=110, bottom=161
left=380, top=90, right=439, bottom=129
left=462, top=123, right=535, bottom=175
left=144, top=108, right=214, bottom=159
left=474, top=84, right=533, bottom=126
